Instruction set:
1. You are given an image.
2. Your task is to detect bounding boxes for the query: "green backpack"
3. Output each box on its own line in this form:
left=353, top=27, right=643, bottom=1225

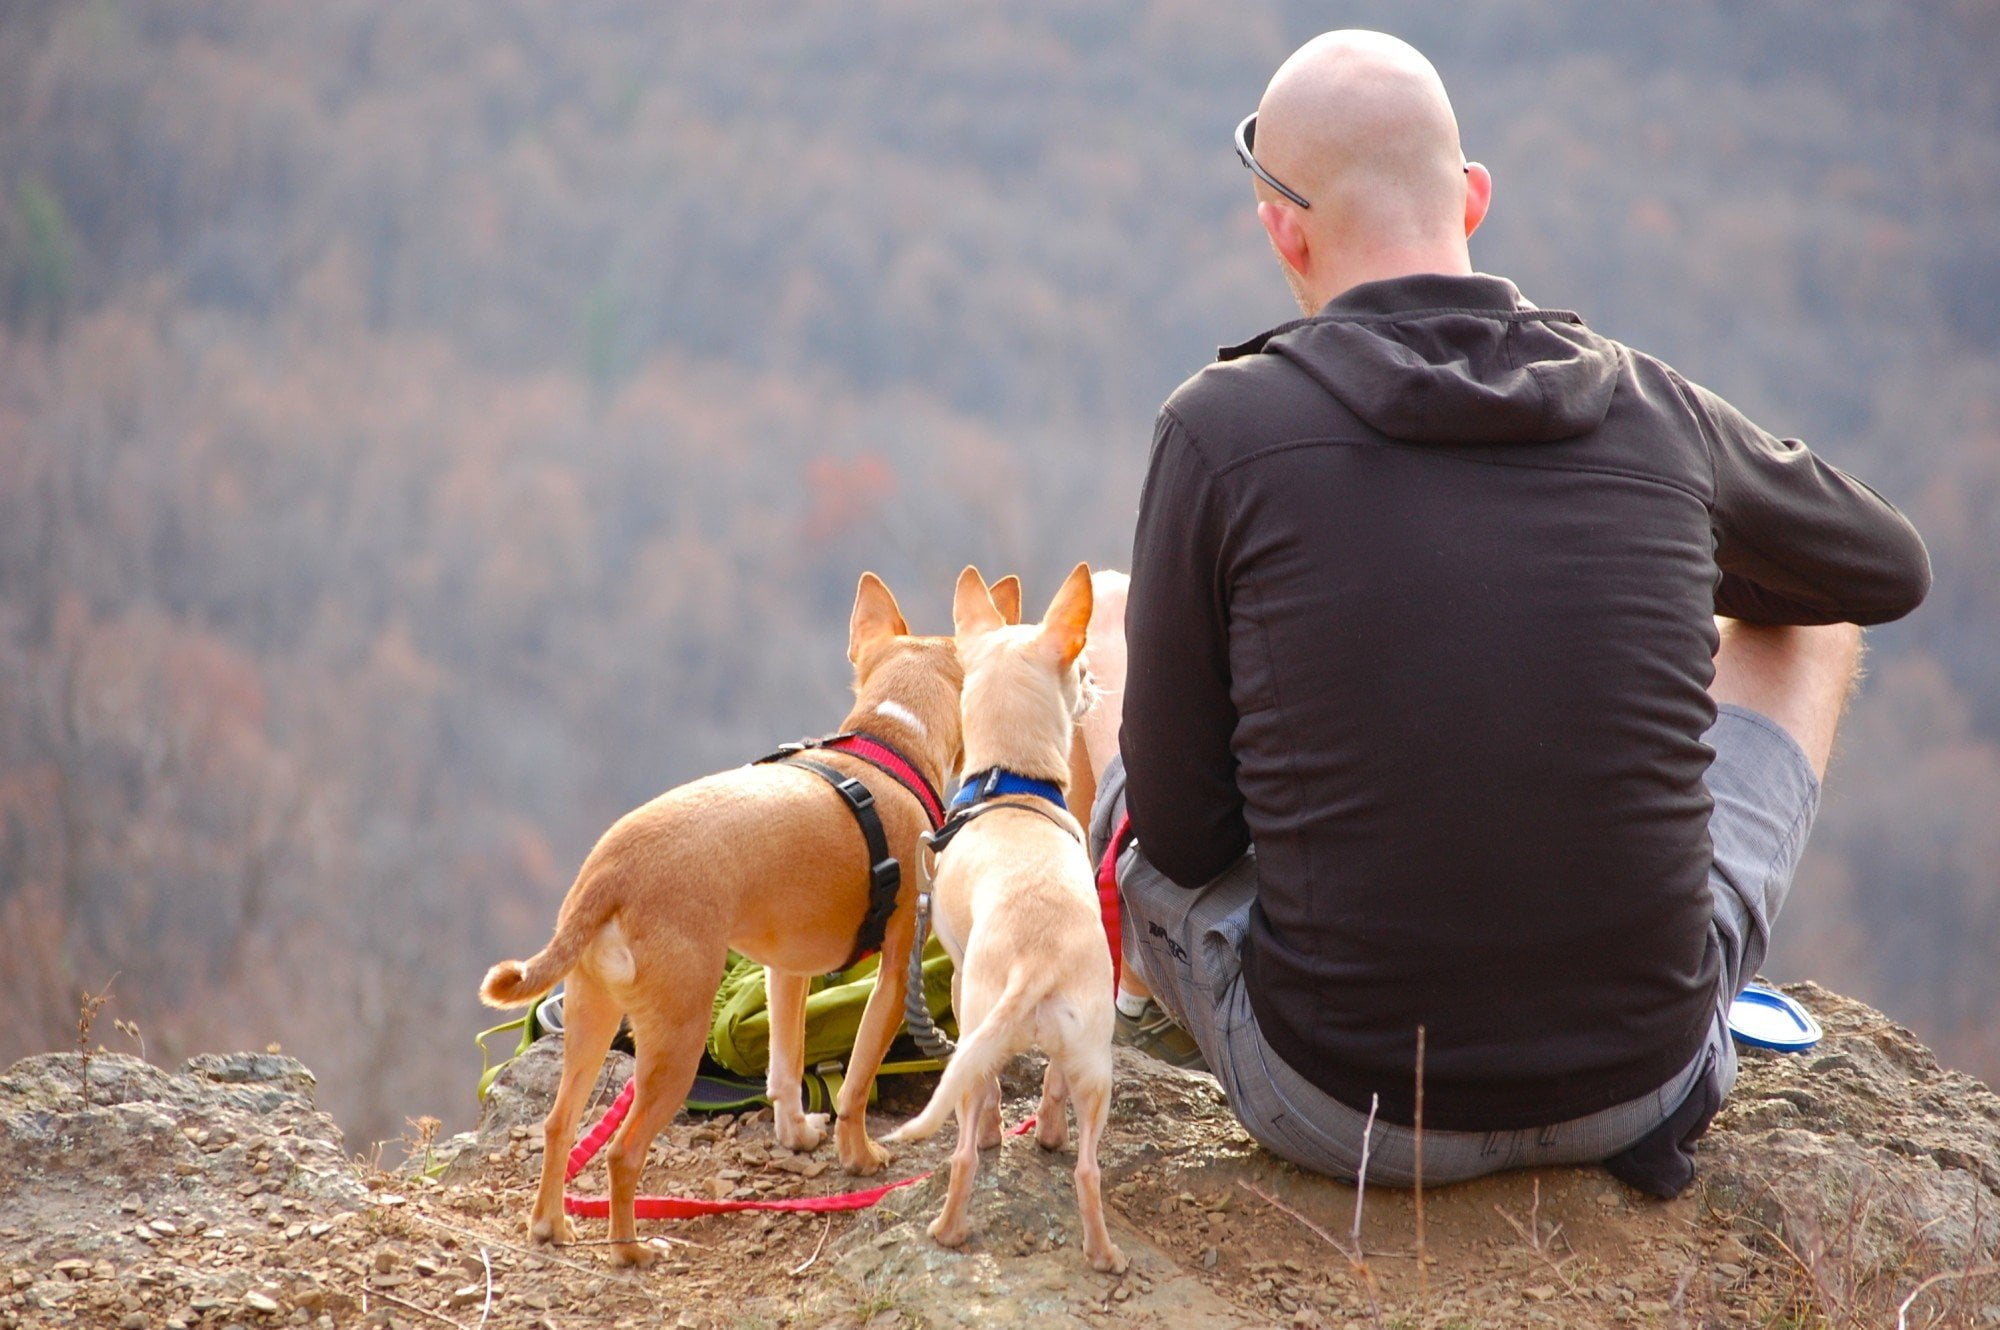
left=476, top=940, right=956, bottom=1113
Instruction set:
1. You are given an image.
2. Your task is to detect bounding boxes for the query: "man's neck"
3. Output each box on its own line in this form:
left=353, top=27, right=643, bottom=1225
left=1299, top=244, right=1473, bottom=314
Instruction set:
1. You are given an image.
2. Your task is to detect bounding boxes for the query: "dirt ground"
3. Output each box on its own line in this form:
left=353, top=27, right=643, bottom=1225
left=429, top=1050, right=1793, bottom=1330
left=4, top=982, right=1998, bottom=1329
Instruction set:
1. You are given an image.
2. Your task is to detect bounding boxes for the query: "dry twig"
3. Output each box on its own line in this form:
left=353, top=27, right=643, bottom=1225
left=1351, top=1091, right=1379, bottom=1255
left=1413, top=1025, right=1427, bottom=1301
left=361, top=1285, right=466, bottom=1329
left=790, top=1214, right=834, bottom=1277
left=1239, top=1095, right=1387, bottom=1326
left=1895, top=1264, right=2000, bottom=1330
left=476, top=1246, right=494, bottom=1330
left=398, top=1208, right=675, bottom=1313
left=1493, top=1179, right=1585, bottom=1300
left=1238, top=1181, right=1382, bottom=1327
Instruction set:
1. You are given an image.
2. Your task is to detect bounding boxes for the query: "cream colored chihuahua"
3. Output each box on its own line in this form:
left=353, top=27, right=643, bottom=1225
left=887, top=564, right=1126, bottom=1273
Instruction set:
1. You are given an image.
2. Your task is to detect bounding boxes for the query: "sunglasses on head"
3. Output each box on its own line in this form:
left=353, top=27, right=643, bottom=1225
left=1235, top=112, right=1472, bottom=210
left=1235, top=113, right=1310, bottom=209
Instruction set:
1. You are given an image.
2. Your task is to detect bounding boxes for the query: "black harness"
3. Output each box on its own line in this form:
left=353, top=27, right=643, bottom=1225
left=753, top=732, right=944, bottom=972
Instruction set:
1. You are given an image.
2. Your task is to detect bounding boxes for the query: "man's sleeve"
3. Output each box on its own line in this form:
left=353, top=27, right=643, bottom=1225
left=1680, top=376, right=1932, bottom=625
left=1120, top=407, right=1249, bottom=888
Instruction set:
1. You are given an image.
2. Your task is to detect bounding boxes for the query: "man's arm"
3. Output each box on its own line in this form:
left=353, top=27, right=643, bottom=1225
left=1121, top=407, right=1249, bottom=888
left=1679, top=376, right=1932, bottom=625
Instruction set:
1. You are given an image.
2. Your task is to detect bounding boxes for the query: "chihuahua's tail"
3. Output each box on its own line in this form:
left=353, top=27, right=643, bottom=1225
left=479, top=876, right=618, bottom=1009
left=885, top=977, right=1039, bottom=1143
left=479, top=956, right=556, bottom=1009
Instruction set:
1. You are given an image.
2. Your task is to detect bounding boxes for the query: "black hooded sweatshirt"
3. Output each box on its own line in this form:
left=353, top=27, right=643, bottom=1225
left=1122, top=273, right=1930, bottom=1131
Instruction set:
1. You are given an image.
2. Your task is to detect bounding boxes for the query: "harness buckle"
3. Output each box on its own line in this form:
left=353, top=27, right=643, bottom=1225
left=870, top=856, right=900, bottom=895
left=835, top=776, right=875, bottom=811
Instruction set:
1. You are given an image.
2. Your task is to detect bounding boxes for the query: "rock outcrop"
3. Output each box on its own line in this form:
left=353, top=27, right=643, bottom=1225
left=3, top=983, right=1996, bottom=1329
left=0, top=1052, right=366, bottom=1328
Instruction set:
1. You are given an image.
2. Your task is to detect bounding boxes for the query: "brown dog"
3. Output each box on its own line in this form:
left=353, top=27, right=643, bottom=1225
left=480, top=573, right=967, bottom=1265
left=887, top=565, right=1127, bottom=1273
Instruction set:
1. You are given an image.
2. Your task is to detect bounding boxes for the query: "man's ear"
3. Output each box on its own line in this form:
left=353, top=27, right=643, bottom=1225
left=1037, top=562, right=1094, bottom=669
left=849, top=572, right=909, bottom=664
left=953, top=566, right=1004, bottom=640
left=1257, top=199, right=1312, bottom=282
left=1464, top=161, right=1492, bottom=239
left=990, top=575, right=1023, bottom=626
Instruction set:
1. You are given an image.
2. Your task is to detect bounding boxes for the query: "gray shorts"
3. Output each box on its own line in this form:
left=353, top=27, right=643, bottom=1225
left=1093, top=703, right=1820, bottom=1185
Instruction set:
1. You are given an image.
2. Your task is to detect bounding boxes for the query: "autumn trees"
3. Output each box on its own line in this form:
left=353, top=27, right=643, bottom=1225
left=1, top=0, right=1996, bottom=1142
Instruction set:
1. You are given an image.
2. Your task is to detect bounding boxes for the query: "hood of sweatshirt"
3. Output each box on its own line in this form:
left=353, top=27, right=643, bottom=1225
left=1218, top=273, right=1622, bottom=445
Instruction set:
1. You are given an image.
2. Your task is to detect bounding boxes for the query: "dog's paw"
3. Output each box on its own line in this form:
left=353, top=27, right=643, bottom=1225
left=611, top=1239, right=659, bottom=1269
left=839, top=1133, right=891, bottom=1176
left=775, top=1111, right=828, bottom=1152
left=927, top=1213, right=970, bottom=1249
left=528, top=1214, right=576, bottom=1247
left=1087, top=1239, right=1129, bottom=1274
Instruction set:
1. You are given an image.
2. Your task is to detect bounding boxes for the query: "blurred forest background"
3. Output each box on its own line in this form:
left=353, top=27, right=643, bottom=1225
left=2, top=0, right=1997, bottom=1146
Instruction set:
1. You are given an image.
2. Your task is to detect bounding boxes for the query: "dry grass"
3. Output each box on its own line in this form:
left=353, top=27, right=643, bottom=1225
left=1712, top=1163, right=2000, bottom=1329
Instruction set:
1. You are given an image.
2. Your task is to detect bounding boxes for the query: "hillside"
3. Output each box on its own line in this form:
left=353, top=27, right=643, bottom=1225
left=3, top=983, right=1996, bottom=1329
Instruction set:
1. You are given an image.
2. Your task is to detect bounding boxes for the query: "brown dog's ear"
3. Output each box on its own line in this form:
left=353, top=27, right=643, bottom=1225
left=953, top=566, right=1004, bottom=639
left=1037, top=562, right=1094, bottom=668
left=990, top=575, right=1023, bottom=626
left=849, top=572, right=909, bottom=663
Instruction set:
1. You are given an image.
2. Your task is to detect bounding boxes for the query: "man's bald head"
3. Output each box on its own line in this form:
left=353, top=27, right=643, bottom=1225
left=1248, top=32, right=1488, bottom=309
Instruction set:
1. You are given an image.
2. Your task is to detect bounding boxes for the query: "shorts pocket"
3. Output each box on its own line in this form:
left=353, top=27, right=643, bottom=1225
left=1199, top=899, right=1252, bottom=1004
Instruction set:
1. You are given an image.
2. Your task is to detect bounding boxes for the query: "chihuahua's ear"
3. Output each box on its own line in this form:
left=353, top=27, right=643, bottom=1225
left=849, top=572, right=909, bottom=664
left=953, top=566, right=1005, bottom=639
left=990, top=575, right=1023, bottom=626
left=1037, top=562, right=1094, bottom=668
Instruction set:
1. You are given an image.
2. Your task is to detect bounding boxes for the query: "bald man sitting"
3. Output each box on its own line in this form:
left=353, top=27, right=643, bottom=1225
left=1085, top=31, right=1930, bottom=1197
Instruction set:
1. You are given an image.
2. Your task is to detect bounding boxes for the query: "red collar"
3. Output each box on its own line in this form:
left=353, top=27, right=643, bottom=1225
left=823, top=733, right=947, bottom=830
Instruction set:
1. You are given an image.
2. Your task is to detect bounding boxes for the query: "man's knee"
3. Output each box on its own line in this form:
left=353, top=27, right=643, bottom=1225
left=1708, top=619, right=1863, bottom=777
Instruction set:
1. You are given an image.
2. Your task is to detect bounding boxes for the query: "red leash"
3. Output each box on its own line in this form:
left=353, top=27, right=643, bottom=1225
left=562, top=1079, right=1034, bottom=1220
left=1097, top=812, right=1131, bottom=990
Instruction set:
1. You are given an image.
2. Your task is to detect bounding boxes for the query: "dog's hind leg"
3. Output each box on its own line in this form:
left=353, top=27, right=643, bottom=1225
left=603, top=967, right=718, bottom=1267
left=833, top=922, right=913, bottom=1175
left=928, top=1072, right=996, bottom=1249
left=977, top=1072, right=1005, bottom=1150
left=940, top=965, right=1010, bottom=1150
left=1035, top=1060, right=1070, bottom=1151
left=765, top=967, right=827, bottom=1153
left=1068, top=1057, right=1127, bottom=1273
left=529, top=973, right=623, bottom=1246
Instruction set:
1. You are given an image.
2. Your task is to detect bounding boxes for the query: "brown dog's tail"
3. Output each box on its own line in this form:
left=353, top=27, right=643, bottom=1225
left=479, top=875, right=617, bottom=1008
left=479, top=957, right=555, bottom=1009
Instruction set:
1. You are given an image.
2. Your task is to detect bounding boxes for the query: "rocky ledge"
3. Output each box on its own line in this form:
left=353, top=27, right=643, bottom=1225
left=2, top=983, right=1996, bottom=1329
